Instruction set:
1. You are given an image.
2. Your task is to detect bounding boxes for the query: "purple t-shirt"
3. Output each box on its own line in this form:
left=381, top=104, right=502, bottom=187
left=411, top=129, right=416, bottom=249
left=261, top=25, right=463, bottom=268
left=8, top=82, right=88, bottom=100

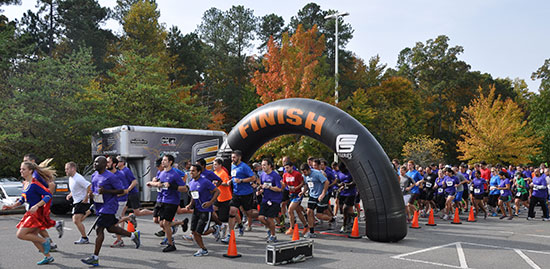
left=444, top=175, right=459, bottom=195
left=201, top=169, right=221, bottom=183
left=472, top=178, right=486, bottom=195
left=113, top=170, right=128, bottom=202
left=498, top=178, right=512, bottom=197
left=189, top=176, right=216, bottom=212
left=523, top=170, right=532, bottom=179
left=435, top=177, right=445, bottom=195
left=159, top=168, right=186, bottom=205
left=337, top=171, right=357, bottom=196
left=325, top=167, right=337, bottom=191
left=261, top=171, right=283, bottom=204
left=532, top=175, right=548, bottom=199
left=121, top=167, right=138, bottom=194
left=91, top=170, right=123, bottom=215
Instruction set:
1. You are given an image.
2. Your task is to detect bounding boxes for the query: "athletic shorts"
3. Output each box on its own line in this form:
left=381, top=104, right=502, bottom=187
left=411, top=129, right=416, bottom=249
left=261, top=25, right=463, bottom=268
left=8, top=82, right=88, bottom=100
left=419, top=190, right=428, bottom=201
left=97, top=214, right=118, bottom=228
left=214, top=200, right=230, bottom=222
left=115, top=201, right=127, bottom=219
left=488, top=194, right=500, bottom=207
left=289, top=193, right=303, bottom=203
left=423, top=191, right=435, bottom=201
left=159, top=203, right=178, bottom=221
left=453, top=191, right=464, bottom=202
left=355, top=193, right=361, bottom=204
left=229, top=193, right=254, bottom=211
left=191, top=210, right=212, bottom=234
left=499, top=195, right=511, bottom=203
left=126, top=193, right=141, bottom=209
left=338, top=195, right=356, bottom=207
left=307, top=196, right=329, bottom=213
left=153, top=202, right=162, bottom=218
left=408, top=193, right=420, bottom=204
left=473, top=194, right=484, bottom=200
left=259, top=202, right=281, bottom=218
left=403, top=194, right=411, bottom=205
left=282, top=188, right=290, bottom=202
left=72, top=202, right=91, bottom=215
left=515, top=192, right=529, bottom=202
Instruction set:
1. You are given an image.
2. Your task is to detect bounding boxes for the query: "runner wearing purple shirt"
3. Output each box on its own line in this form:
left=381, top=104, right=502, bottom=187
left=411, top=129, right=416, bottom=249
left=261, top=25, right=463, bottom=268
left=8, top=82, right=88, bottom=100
left=146, top=155, right=187, bottom=252
left=81, top=156, right=140, bottom=266
left=196, top=158, right=223, bottom=229
left=117, top=156, right=153, bottom=218
left=258, top=159, right=283, bottom=243
left=337, top=162, right=357, bottom=233
left=107, top=156, right=137, bottom=248
left=527, top=169, right=549, bottom=220
left=471, top=170, right=488, bottom=219
left=186, top=164, right=220, bottom=257
left=497, top=171, right=513, bottom=220
left=442, top=168, right=459, bottom=220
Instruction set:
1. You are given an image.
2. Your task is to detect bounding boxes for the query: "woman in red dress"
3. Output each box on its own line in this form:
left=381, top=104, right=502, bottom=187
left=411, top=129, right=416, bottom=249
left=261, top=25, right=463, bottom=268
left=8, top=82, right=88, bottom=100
left=3, top=162, right=56, bottom=265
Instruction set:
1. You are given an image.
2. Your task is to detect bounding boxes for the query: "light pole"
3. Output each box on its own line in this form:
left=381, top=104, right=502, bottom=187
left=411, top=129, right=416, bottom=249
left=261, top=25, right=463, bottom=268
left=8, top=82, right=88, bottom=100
left=325, top=11, right=349, bottom=163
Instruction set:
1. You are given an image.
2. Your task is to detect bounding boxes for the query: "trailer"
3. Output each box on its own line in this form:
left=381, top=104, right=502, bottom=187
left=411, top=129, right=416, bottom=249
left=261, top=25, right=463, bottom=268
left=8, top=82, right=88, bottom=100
left=91, top=125, right=226, bottom=202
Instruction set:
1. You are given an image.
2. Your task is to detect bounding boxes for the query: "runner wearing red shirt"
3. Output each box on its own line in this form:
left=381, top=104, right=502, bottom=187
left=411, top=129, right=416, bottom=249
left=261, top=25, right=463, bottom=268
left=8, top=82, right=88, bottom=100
left=281, top=162, right=308, bottom=235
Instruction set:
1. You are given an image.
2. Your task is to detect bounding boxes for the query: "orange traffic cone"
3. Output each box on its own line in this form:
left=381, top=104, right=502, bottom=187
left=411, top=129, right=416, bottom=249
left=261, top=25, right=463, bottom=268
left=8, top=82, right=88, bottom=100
left=127, top=220, right=135, bottom=232
left=467, top=206, right=476, bottom=222
left=451, top=208, right=462, bottom=224
left=348, top=216, right=362, bottom=239
left=292, top=224, right=300, bottom=241
left=426, top=209, right=437, bottom=226
left=410, top=211, right=421, bottom=229
left=223, top=230, right=242, bottom=258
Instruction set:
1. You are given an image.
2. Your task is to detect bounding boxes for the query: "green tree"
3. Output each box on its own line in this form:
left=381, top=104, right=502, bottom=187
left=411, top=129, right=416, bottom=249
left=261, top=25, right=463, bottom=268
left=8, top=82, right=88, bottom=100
left=528, top=58, right=550, bottom=162
left=166, top=27, right=205, bottom=87
left=457, top=86, right=540, bottom=164
left=257, top=13, right=285, bottom=51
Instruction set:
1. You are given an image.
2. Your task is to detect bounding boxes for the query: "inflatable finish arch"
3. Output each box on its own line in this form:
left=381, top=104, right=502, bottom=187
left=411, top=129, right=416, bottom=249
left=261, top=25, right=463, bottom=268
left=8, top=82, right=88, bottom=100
left=221, top=98, right=407, bottom=242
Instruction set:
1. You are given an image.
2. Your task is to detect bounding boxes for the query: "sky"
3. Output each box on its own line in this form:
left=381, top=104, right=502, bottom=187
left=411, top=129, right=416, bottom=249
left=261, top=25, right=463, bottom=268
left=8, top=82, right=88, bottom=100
left=2, top=0, right=549, bottom=92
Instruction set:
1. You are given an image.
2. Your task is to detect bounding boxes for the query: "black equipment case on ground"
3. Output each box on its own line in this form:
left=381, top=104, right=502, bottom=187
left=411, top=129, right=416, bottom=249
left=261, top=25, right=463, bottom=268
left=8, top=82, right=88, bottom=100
left=266, top=239, right=313, bottom=265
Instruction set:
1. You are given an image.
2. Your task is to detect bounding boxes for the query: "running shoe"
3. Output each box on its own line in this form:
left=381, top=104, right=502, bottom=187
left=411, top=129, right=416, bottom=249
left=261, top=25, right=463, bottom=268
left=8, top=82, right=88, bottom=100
left=508, top=216, right=513, bottom=220
left=285, top=228, right=293, bottom=235
left=238, top=225, right=245, bottom=236
left=160, top=238, right=168, bottom=245
left=221, top=234, right=230, bottom=244
left=265, top=230, right=271, bottom=239
left=212, top=225, right=221, bottom=242
left=162, top=244, right=176, bottom=253
left=74, top=237, right=90, bottom=244
left=220, top=224, right=227, bottom=239
left=492, top=212, right=498, bottom=217
left=279, top=214, right=286, bottom=226
left=55, top=220, right=64, bottom=238
left=49, top=242, right=58, bottom=252
left=42, top=239, right=51, bottom=255
left=499, top=215, right=507, bottom=220
left=129, top=214, right=137, bottom=228
left=527, top=217, right=534, bottom=220
left=110, top=239, right=124, bottom=248
left=155, top=230, right=165, bottom=237
left=81, top=255, right=99, bottom=267
left=172, top=225, right=178, bottom=235
left=182, top=234, right=194, bottom=241
left=303, top=232, right=316, bottom=238
left=181, top=218, right=189, bottom=232
left=484, top=212, right=488, bottom=219
left=132, top=231, right=141, bottom=249
left=267, top=235, right=278, bottom=243
left=37, top=256, right=54, bottom=265
left=245, top=225, right=252, bottom=232
left=193, top=249, right=209, bottom=257
left=543, top=218, right=550, bottom=221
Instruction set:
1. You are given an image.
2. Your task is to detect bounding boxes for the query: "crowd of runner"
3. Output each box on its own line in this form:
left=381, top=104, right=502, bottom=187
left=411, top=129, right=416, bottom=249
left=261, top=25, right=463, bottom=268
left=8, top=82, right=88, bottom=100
left=3, top=152, right=549, bottom=266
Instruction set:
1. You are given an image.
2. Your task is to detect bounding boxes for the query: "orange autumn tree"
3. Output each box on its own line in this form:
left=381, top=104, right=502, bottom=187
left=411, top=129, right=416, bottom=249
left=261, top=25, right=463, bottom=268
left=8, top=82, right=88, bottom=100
left=457, top=86, right=541, bottom=164
left=251, top=24, right=332, bottom=104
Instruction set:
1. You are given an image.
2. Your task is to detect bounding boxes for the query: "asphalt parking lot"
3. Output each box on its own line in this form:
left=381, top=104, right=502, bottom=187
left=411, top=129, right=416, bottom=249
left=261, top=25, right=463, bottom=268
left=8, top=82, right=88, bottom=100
left=1, top=208, right=549, bottom=268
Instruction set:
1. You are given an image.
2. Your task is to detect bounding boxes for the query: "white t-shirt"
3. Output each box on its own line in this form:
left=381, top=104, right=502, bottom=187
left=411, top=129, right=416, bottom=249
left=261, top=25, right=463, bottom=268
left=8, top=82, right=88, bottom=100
left=69, top=172, right=91, bottom=204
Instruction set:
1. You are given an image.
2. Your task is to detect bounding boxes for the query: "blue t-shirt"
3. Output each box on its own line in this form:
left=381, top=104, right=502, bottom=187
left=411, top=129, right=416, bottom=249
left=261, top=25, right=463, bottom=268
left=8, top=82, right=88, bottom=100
left=532, top=175, right=548, bottom=199
left=304, top=169, right=327, bottom=199
left=91, top=170, right=123, bottom=215
left=159, top=168, right=186, bottom=205
left=444, top=175, right=459, bottom=195
left=523, top=170, right=532, bottom=179
left=406, top=170, right=423, bottom=194
left=337, top=171, right=356, bottom=196
left=188, top=176, right=216, bottom=212
left=19, top=180, right=52, bottom=207
left=120, top=167, right=138, bottom=194
left=114, top=170, right=128, bottom=202
left=261, top=171, right=283, bottom=204
left=201, top=169, right=221, bottom=183
left=231, top=162, right=255, bottom=196
left=489, top=175, right=501, bottom=195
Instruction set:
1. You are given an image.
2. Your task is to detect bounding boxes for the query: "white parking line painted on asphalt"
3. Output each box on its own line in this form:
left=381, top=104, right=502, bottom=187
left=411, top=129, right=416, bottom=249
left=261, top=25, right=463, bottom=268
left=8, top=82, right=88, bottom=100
left=456, top=242, right=468, bottom=268
left=392, top=242, right=550, bottom=269
left=525, top=234, right=550, bottom=239
left=514, top=249, right=541, bottom=269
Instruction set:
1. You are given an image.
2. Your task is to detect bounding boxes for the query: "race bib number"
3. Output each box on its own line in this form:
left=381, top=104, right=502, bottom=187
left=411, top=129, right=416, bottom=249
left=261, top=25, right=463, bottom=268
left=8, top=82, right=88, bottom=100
left=500, top=190, right=505, bottom=195
left=446, top=181, right=453, bottom=187
left=474, top=188, right=481, bottom=194
left=231, top=170, right=237, bottom=177
left=264, top=182, right=272, bottom=187
left=425, top=182, right=432, bottom=188
left=286, top=176, right=294, bottom=182
left=469, top=185, right=474, bottom=192
left=307, top=181, right=314, bottom=189
left=94, top=193, right=104, bottom=203
left=191, top=191, right=199, bottom=199
left=438, top=188, right=443, bottom=194
left=516, top=192, right=521, bottom=197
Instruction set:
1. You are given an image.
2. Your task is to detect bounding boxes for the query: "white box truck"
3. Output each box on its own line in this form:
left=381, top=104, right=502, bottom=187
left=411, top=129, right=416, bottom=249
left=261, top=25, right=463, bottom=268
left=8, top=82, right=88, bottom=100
left=91, top=125, right=226, bottom=202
